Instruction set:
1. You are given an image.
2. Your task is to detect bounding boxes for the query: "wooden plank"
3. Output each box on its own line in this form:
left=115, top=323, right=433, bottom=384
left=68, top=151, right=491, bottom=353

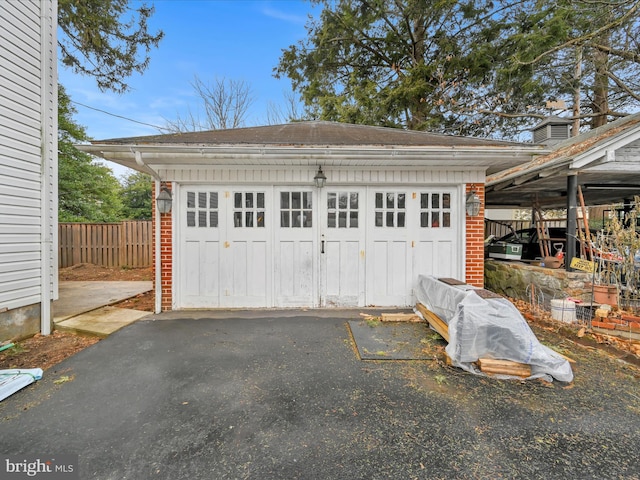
left=438, top=277, right=466, bottom=286
left=473, top=289, right=502, bottom=300
left=577, top=185, right=592, bottom=260
left=119, top=221, right=127, bottom=267
left=380, top=313, right=422, bottom=322
left=477, top=358, right=532, bottom=377
left=415, top=303, right=449, bottom=342
left=552, top=350, right=577, bottom=364
left=72, top=224, right=81, bottom=266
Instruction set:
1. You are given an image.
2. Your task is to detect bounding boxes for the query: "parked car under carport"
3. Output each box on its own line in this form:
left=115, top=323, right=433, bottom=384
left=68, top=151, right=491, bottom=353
left=486, top=227, right=569, bottom=260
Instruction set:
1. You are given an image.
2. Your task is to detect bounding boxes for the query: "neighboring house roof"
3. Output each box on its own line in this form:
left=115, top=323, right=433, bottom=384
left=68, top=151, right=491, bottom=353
left=532, top=115, right=573, bottom=129
left=486, top=112, right=640, bottom=208
left=80, top=121, right=545, bottom=178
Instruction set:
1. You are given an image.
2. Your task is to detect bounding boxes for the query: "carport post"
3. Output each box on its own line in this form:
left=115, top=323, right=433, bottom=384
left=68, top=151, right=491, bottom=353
left=566, top=174, right=578, bottom=270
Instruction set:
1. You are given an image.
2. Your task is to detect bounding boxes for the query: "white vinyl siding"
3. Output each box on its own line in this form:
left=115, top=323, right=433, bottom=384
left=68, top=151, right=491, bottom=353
left=0, top=0, right=57, bottom=312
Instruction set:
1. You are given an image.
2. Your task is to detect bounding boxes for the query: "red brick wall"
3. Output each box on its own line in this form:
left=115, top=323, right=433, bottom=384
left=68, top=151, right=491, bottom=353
left=465, top=184, right=485, bottom=287
left=152, top=182, right=173, bottom=311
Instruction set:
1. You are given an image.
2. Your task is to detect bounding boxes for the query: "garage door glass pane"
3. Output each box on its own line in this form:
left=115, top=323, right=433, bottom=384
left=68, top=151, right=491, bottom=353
left=328, top=193, right=336, bottom=210
left=186, top=191, right=218, bottom=228
left=350, top=193, right=358, bottom=209
left=281, top=211, right=290, bottom=227
left=375, top=192, right=406, bottom=228
left=420, top=192, right=452, bottom=228
left=281, top=192, right=289, bottom=209
left=281, top=191, right=312, bottom=228
left=327, top=191, right=359, bottom=228
left=234, top=191, right=266, bottom=228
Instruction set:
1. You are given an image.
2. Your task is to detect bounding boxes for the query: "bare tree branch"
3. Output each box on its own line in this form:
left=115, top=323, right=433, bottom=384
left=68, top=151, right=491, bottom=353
left=163, top=76, right=254, bottom=133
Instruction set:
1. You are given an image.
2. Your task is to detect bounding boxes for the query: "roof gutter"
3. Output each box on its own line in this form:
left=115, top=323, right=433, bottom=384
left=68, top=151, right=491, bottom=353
left=78, top=143, right=543, bottom=170
left=133, top=149, right=163, bottom=181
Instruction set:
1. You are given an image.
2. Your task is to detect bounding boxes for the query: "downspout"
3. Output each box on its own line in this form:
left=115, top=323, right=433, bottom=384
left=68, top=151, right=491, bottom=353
left=134, top=151, right=164, bottom=314
left=40, top=0, right=57, bottom=335
left=154, top=179, right=162, bottom=314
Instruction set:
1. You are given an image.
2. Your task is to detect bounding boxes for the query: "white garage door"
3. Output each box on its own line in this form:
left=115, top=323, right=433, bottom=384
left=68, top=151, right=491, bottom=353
left=176, top=185, right=460, bottom=309
left=178, top=187, right=271, bottom=308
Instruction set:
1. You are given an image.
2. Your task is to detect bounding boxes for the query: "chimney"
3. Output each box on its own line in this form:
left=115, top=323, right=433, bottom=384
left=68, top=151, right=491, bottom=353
left=532, top=116, right=573, bottom=146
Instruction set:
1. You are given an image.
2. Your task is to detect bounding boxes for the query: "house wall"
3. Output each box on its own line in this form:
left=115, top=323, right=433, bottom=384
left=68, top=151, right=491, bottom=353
left=152, top=166, right=485, bottom=310
left=0, top=0, right=57, bottom=338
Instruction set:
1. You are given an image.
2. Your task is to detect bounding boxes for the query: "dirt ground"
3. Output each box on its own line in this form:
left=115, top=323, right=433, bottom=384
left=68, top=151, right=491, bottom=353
left=0, top=264, right=153, bottom=371
left=2, top=263, right=639, bottom=377
left=60, top=263, right=155, bottom=312
left=58, top=263, right=153, bottom=282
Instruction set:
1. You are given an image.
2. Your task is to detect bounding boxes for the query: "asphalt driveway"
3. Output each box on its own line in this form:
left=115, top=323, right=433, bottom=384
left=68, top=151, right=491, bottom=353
left=0, top=312, right=638, bottom=480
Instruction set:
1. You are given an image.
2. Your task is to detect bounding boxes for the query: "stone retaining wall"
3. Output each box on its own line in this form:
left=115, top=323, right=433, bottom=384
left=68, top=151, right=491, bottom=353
left=484, top=260, right=594, bottom=305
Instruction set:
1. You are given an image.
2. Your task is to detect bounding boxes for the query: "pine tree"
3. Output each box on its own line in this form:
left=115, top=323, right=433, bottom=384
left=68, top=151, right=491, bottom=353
left=58, top=0, right=164, bottom=93
left=58, top=86, right=123, bottom=222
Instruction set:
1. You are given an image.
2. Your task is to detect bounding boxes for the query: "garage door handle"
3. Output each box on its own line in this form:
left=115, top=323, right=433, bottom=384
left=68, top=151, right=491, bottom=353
left=321, top=240, right=325, bottom=254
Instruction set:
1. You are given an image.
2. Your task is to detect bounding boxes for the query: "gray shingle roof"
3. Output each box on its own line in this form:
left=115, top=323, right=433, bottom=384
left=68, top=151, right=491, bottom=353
left=95, top=121, right=526, bottom=148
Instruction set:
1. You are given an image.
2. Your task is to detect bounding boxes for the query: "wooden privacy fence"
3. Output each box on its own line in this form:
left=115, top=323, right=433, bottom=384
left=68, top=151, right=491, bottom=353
left=59, top=221, right=152, bottom=268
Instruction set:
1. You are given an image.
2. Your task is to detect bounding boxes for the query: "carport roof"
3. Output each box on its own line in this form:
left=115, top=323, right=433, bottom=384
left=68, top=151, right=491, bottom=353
left=486, top=113, right=640, bottom=208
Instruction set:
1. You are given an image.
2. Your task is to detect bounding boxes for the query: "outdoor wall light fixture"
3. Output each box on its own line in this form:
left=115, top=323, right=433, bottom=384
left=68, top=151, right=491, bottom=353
left=465, top=186, right=481, bottom=217
left=314, top=166, right=327, bottom=189
left=156, top=186, right=173, bottom=214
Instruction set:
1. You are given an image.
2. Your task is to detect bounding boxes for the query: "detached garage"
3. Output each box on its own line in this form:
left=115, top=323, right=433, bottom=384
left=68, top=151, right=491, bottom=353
left=80, top=122, right=542, bottom=311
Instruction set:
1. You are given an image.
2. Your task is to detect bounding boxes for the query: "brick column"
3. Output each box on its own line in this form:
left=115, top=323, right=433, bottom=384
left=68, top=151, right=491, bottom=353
left=152, top=182, right=173, bottom=311
left=465, top=184, right=485, bottom=287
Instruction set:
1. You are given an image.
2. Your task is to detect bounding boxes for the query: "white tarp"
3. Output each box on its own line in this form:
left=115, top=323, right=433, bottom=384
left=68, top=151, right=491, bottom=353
left=0, top=369, right=43, bottom=401
left=415, top=275, right=573, bottom=382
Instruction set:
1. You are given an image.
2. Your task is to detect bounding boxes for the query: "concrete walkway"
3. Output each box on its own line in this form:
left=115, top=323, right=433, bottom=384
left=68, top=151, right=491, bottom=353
left=53, top=281, right=152, bottom=337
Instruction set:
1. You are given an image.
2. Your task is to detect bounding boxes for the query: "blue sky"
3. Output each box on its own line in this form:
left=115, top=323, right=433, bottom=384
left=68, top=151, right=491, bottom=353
left=59, top=0, right=319, bottom=175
